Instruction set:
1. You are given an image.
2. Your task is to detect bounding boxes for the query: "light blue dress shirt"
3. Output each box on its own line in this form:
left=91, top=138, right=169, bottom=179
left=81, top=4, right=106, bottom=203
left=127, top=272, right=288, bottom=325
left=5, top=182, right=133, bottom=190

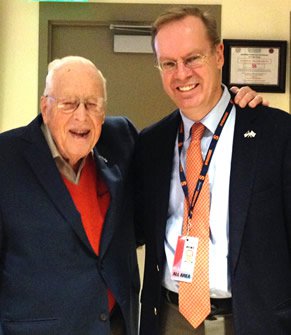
left=163, top=86, right=236, bottom=298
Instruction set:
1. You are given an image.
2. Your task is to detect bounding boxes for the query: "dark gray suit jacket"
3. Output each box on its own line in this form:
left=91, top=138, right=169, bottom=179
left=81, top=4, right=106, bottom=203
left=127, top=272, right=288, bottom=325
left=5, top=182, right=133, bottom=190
left=0, top=114, right=140, bottom=335
left=135, top=100, right=291, bottom=335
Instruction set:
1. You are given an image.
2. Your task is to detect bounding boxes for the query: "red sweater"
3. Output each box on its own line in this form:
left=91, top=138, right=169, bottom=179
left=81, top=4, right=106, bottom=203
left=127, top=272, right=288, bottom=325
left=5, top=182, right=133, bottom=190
left=63, top=155, right=115, bottom=311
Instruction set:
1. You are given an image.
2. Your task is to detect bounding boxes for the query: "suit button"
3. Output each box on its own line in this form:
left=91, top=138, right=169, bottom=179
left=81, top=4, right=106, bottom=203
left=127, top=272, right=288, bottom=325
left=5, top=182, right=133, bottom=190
left=99, top=313, right=108, bottom=321
left=156, top=264, right=159, bottom=272
left=154, top=307, right=158, bottom=315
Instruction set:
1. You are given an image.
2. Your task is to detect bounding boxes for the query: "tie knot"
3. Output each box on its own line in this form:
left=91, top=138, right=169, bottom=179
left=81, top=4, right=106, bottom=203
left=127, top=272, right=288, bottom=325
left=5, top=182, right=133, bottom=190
left=190, top=123, right=205, bottom=142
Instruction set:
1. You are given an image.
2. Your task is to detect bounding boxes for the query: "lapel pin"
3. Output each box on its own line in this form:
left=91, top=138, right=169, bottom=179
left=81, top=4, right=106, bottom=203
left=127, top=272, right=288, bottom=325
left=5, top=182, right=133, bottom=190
left=99, top=155, right=108, bottom=163
left=244, top=130, right=256, bottom=138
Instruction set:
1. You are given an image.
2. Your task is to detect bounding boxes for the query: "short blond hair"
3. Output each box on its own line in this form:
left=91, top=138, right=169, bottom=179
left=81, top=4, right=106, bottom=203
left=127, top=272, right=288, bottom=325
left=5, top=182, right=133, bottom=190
left=151, top=6, right=220, bottom=57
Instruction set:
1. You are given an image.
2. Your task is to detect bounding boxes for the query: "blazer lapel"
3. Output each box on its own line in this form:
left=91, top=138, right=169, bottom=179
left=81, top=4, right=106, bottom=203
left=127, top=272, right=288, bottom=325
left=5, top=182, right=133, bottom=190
left=21, top=116, right=94, bottom=253
left=93, top=149, right=122, bottom=259
left=229, top=107, right=261, bottom=275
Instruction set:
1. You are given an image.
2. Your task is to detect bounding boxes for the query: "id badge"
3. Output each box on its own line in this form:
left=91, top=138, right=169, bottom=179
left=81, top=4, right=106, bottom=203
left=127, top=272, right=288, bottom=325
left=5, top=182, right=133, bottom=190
left=171, top=235, right=198, bottom=282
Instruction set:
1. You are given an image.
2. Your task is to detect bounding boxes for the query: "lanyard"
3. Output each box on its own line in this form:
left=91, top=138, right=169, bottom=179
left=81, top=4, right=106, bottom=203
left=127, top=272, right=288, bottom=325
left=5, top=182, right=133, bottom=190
left=178, top=99, right=234, bottom=234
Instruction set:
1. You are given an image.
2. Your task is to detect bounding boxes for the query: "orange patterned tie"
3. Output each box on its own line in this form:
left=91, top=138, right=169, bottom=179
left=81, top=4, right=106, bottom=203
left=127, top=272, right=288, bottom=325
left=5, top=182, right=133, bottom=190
left=179, top=122, right=211, bottom=328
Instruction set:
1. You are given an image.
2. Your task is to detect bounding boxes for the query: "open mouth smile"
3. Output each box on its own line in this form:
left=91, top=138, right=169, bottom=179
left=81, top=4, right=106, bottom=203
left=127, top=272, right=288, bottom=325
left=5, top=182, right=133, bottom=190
left=177, top=83, right=199, bottom=92
left=69, top=130, right=90, bottom=138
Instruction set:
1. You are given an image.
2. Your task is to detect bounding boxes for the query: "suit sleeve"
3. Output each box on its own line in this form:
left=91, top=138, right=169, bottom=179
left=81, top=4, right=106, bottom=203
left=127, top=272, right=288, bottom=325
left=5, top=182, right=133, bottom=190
left=283, top=134, right=291, bottom=252
left=0, top=160, right=4, bottom=334
left=0, top=210, right=2, bottom=257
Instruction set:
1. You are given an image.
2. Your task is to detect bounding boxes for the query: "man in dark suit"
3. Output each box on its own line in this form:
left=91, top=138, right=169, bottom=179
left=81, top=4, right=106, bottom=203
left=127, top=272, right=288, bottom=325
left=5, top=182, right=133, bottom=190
left=135, top=6, right=291, bottom=335
left=0, top=56, right=140, bottom=335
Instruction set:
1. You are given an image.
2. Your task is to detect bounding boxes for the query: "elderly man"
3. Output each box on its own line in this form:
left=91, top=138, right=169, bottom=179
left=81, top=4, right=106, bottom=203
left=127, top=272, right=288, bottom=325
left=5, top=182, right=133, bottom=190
left=0, top=56, right=139, bottom=335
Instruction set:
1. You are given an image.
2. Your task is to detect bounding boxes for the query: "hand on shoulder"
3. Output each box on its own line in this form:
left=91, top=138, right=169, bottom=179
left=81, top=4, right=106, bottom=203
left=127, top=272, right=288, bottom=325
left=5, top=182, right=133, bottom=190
left=230, top=86, right=269, bottom=109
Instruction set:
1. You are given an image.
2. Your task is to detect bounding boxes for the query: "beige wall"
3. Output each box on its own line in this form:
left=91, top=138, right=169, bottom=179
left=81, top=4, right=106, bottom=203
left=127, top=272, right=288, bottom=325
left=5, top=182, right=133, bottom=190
left=0, top=0, right=290, bottom=132
left=0, top=0, right=39, bottom=132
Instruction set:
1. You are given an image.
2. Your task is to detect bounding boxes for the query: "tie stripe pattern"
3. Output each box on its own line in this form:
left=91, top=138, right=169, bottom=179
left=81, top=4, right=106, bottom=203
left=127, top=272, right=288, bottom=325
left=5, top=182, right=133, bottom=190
left=179, top=122, right=211, bottom=328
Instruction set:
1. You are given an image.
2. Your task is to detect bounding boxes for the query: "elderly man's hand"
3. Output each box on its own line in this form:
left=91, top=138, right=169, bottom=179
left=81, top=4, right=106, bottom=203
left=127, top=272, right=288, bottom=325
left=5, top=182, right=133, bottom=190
left=230, top=86, right=269, bottom=108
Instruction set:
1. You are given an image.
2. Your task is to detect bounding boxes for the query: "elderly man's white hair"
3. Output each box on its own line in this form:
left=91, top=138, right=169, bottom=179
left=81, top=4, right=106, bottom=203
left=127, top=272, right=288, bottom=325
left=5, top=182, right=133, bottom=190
left=43, top=56, right=107, bottom=101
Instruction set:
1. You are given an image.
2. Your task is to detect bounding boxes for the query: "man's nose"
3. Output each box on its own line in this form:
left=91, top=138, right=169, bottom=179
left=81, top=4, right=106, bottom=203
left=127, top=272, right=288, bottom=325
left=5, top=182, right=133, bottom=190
left=174, top=61, right=192, bottom=79
left=73, top=101, right=87, bottom=120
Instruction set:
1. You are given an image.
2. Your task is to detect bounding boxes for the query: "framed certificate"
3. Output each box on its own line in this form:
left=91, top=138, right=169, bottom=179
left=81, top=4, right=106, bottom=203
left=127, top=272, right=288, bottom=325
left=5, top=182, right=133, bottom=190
left=222, top=39, right=287, bottom=93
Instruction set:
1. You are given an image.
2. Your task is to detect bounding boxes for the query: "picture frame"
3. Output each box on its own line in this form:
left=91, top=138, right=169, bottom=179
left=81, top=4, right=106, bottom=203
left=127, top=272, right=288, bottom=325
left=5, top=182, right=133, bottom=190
left=222, top=39, right=287, bottom=93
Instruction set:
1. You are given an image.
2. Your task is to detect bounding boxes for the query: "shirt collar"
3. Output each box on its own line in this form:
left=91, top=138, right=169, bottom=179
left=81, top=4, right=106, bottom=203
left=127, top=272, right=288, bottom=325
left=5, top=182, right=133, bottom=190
left=179, top=84, right=231, bottom=140
left=41, top=123, right=61, bottom=160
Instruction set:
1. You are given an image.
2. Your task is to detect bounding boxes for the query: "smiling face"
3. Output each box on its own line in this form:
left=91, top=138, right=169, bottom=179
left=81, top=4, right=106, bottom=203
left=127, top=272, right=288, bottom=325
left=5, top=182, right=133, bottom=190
left=154, top=15, right=224, bottom=121
left=41, top=62, right=105, bottom=170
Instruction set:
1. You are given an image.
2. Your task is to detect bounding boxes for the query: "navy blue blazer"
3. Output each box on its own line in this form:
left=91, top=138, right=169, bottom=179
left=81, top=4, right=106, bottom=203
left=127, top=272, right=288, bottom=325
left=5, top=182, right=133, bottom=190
left=0, top=114, right=140, bottom=335
left=135, top=101, right=291, bottom=335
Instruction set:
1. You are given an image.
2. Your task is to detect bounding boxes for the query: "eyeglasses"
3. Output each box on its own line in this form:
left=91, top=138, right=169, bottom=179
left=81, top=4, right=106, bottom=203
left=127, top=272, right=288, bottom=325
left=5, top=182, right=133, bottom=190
left=45, top=95, right=105, bottom=116
left=156, top=54, right=208, bottom=73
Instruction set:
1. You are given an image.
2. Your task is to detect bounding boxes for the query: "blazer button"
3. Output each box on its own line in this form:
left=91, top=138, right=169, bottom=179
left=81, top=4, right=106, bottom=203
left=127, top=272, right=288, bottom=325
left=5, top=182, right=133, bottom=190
left=99, top=313, right=108, bottom=322
left=154, top=307, right=158, bottom=316
left=156, top=264, right=159, bottom=272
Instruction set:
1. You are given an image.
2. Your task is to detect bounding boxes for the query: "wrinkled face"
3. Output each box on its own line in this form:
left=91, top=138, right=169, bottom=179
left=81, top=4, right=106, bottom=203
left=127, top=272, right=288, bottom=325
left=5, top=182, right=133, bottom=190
left=154, top=16, right=224, bottom=120
left=41, top=63, right=105, bottom=169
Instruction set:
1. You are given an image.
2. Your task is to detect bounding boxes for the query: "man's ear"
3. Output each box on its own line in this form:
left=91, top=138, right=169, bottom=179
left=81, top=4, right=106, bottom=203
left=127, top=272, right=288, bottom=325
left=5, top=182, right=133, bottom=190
left=40, top=96, right=48, bottom=124
left=216, top=43, right=224, bottom=69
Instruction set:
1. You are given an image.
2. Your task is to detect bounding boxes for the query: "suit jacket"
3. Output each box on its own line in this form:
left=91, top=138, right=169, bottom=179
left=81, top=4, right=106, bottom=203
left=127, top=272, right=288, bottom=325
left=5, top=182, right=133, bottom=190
left=0, top=114, right=140, bottom=335
left=135, top=101, right=291, bottom=335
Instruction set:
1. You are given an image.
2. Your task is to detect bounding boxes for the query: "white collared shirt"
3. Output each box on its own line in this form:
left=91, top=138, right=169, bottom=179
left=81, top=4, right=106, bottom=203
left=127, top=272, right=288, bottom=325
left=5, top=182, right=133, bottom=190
left=163, top=86, right=236, bottom=298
